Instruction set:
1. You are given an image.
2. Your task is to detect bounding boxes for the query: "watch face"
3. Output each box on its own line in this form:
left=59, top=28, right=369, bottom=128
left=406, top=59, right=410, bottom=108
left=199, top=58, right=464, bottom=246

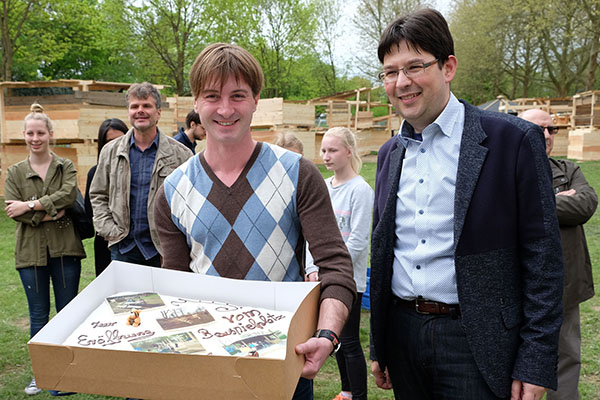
left=28, top=202, right=34, bottom=209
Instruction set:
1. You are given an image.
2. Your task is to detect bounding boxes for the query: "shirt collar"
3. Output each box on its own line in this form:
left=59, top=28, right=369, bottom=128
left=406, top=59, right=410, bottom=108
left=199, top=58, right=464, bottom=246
left=130, top=130, right=159, bottom=149
left=397, top=92, right=461, bottom=148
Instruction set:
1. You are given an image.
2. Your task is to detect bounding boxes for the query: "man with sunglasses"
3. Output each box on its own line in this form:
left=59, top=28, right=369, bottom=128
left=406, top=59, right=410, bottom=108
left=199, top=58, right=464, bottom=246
left=370, top=8, right=564, bottom=400
left=520, top=108, right=597, bottom=400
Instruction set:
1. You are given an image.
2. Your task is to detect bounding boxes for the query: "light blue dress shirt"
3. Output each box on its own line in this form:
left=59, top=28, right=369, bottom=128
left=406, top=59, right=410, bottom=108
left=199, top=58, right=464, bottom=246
left=391, top=93, right=465, bottom=304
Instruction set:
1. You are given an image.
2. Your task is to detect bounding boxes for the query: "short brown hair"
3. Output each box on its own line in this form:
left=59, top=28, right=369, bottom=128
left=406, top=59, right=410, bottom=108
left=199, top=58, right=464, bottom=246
left=126, top=82, right=162, bottom=109
left=378, top=8, right=454, bottom=67
left=189, top=43, right=264, bottom=98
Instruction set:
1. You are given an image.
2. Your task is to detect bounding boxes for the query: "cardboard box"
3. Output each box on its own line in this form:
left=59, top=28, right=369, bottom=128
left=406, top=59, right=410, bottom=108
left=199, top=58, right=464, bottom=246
left=28, top=262, right=320, bottom=399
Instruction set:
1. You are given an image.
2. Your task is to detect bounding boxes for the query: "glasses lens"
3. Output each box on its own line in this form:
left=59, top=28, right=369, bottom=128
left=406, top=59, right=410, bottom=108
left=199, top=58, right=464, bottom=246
left=547, top=126, right=559, bottom=135
left=404, top=65, right=425, bottom=78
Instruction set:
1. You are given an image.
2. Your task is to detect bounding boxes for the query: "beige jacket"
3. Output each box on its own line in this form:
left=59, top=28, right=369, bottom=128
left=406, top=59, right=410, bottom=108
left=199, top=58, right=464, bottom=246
left=89, top=128, right=192, bottom=254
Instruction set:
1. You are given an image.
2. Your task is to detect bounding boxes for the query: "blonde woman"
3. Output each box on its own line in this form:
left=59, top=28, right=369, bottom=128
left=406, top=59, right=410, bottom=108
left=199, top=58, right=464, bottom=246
left=4, top=103, right=85, bottom=396
left=307, top=127, right=373, bottom=400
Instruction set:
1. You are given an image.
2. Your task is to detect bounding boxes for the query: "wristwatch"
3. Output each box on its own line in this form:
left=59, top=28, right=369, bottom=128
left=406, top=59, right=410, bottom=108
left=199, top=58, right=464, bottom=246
left=312, top=329, right=341, bottom=356
left=28, top=201, right=35, bottom=210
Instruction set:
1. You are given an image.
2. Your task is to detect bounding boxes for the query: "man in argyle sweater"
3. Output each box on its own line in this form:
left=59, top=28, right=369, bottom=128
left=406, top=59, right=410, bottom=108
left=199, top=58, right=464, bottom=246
left=154, top=43, right=356, bottom=400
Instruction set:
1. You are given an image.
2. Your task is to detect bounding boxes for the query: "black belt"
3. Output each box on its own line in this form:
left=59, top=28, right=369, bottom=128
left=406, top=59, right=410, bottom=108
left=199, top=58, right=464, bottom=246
left=394, top=296, right=460, bottom=316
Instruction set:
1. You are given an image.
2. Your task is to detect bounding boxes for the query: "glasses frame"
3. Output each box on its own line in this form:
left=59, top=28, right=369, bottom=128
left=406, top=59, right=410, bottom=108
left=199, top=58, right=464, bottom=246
left=379, top=59, right=439, bottom=83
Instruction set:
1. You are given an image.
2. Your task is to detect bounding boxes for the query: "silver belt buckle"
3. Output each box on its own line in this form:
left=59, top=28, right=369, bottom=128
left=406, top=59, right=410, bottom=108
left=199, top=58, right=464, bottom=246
left=415, top=300, right=432, bottom=314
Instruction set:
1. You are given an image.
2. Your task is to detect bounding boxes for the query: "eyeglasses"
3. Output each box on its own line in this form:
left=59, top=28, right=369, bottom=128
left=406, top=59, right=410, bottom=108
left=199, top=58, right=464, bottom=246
left=540, top=125, right=559, bottom=135
left=378, top=59, right=439, bottom=83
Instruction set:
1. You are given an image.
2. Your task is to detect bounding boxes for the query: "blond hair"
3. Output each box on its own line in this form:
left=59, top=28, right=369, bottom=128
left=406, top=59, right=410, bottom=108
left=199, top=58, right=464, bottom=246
left=323, top=127, right=362, bottom=173
left=189, top=43, right=264, bottom=98
left=274, top=132, right=304, bottom=154
left=24, top=103, right=53, bottom=132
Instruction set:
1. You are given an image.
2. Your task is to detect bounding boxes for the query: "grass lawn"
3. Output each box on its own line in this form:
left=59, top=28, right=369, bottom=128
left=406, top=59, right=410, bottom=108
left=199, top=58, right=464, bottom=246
left=1, top=160, right=599, bottom=399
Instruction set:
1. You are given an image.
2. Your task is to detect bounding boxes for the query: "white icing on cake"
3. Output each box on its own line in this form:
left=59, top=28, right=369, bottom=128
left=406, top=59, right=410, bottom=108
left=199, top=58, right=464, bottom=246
left=63, top=292, right=292, bottom=359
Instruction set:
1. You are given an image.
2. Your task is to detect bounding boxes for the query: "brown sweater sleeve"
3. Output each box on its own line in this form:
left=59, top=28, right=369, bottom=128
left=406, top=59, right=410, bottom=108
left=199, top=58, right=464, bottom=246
left=297, top=158, right=357, bottom=311
left=154, top=183, right=193, bottom=272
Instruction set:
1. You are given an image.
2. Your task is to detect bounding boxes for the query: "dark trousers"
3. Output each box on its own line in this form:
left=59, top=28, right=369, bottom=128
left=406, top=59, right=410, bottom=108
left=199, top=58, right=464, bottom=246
left=386, top=300, right=507, bottom=400
left=292, top=377, right=313, bottom=400
left=111, top=245, right=161, bottom=267
left=18, top=255, right=81, bottom=338
left=94, top=234, right=112, bottom=276
left=336, top=292, right=367, bottom=399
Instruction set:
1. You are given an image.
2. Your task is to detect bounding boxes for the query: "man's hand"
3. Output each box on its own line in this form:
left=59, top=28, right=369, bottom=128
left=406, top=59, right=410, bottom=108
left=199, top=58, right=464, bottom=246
left=305, top=272, right=319, bottom=282
left=5, top=200, right=28, bottom=218
left=295, top=337, right=333, bottom=379
left=556, top=189, right=576, bottom=197
left=371, top=361, right=393, bottom=390
left=511, top=380, right=546, bottom=400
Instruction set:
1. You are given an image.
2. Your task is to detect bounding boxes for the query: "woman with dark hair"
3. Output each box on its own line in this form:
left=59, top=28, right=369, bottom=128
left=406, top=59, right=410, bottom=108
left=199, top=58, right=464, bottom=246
left=4, top=103, right=85, bottom=395
left=84, top=118, right=128, bottom=276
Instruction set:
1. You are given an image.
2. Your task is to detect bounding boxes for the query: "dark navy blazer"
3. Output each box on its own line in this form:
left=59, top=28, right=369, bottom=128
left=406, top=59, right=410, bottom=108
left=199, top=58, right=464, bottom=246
left=370, top=100, right=563, bottom=397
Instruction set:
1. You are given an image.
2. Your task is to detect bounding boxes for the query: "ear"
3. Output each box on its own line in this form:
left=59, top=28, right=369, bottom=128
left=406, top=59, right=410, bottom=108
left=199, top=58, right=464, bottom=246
left=194, top=98, right=200, bottom=113
left=443, top=55, right=457, bottom=84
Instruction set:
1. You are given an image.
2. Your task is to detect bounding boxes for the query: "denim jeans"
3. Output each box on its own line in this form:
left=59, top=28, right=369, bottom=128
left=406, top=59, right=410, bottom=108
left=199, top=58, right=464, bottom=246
left=386, top=300, right=508, bottom=400
left=18, top=256, right=81, bottom=338
left=111, top=245, right=161, bottom=267
left=336, top=292, right=367, bottom=400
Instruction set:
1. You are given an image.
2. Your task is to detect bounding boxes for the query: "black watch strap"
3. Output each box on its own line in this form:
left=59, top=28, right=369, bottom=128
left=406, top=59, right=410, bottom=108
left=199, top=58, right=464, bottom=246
left=312, top=329, right=341, bottom=356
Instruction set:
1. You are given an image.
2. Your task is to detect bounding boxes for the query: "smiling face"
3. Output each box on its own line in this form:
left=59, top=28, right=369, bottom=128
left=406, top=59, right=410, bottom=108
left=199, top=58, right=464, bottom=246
left=194, top=75, right=259, bottom=144
left=24, top=119, right=53, bottom=155
left=128, top=95, right=161, bottom=134
left=321, top=134, right=352, bottom=173
left=383, top=41, right=457, bottom=133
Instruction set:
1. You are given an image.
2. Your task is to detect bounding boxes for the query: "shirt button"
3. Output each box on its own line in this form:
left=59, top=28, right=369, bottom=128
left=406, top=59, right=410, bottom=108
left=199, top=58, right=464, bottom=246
left=418, top=210, right=424, bottom=215
left=416, top=265, right=421, bottom=270
left=420, top=148, right=426, bottom=153
left=419, top=178, right=424, bottom=184
left=421, top=239, right=426, bottom=244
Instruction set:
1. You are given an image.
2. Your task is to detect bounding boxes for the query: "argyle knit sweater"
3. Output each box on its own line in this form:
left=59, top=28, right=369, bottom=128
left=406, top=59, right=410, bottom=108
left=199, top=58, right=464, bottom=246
left=155, top=142, right=356, bottom=309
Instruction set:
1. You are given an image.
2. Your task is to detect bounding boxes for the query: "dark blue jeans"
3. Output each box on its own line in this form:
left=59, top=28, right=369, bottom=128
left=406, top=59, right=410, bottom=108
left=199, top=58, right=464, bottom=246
left=18, top=256, right=81, bottom=338
left=386, top=300, right=508, bottom=400
left=110, top=245, right=161, bottom=267
left=336, top=292, right=367, bottom=400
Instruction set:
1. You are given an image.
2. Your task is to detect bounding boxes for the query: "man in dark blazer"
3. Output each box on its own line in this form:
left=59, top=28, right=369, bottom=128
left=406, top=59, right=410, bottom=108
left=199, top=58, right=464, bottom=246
left=370, top=8, right=563, bottom=400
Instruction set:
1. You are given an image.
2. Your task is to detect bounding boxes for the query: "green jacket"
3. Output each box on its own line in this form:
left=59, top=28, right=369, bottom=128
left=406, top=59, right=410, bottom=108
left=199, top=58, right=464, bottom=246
left=89, top=128, right=192, bottom=254
left=550, top=157, right=597, bottom=308
left=5, top=153, right=86, bottom=269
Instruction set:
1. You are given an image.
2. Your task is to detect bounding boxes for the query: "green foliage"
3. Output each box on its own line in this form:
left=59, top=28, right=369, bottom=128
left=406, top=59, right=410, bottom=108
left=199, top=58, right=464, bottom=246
left=451, top=0, right=600, bottom=103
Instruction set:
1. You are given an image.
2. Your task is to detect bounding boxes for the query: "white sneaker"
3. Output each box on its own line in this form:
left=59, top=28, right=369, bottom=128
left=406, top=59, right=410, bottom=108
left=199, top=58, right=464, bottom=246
left=24, top=378, right=42, bottom=395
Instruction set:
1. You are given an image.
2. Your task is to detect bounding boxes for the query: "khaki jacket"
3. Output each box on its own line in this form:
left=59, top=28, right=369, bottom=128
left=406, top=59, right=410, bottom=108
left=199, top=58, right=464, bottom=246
left=5, top=153, right=86, bottom=268
left=551, top=157, right=597, bottom=308
left=89, top=129, right=192, bottom=254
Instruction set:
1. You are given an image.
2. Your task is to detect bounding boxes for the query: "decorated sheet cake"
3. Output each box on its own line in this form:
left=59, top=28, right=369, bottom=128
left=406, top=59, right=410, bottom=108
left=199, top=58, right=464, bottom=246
left=63, top=292, right=292, bottom=359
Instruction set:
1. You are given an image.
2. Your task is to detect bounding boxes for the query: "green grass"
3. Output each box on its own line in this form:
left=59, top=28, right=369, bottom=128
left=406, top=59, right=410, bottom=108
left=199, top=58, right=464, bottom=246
left=1, top=160, right=599, bottom=399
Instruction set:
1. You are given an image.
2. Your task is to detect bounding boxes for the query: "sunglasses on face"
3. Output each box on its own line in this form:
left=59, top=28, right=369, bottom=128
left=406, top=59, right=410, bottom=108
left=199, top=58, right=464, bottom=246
left=540, top=125, right=559, bottom=135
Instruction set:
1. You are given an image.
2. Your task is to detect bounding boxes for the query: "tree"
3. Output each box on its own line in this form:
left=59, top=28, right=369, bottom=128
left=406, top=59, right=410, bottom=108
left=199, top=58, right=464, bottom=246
left=129, top=0, right=210, bottom=94
left=535, top=0, right=593, bottom=96
left=352, top=0, right=429, bottom=78
left=315, top=0, right=343, bottom=94
left=0, top=0, right=34, bottom=80
left=253, top=0, right=317, bottom=98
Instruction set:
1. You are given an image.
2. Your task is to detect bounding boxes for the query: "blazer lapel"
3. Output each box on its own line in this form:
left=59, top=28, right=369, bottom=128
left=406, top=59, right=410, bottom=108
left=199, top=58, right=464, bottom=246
left=454, top=102, right=488, bottom=249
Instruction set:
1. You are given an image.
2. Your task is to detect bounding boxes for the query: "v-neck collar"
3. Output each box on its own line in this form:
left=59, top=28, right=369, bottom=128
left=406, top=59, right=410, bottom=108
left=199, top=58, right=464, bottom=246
left=199, top=142, right=263, bottom=190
